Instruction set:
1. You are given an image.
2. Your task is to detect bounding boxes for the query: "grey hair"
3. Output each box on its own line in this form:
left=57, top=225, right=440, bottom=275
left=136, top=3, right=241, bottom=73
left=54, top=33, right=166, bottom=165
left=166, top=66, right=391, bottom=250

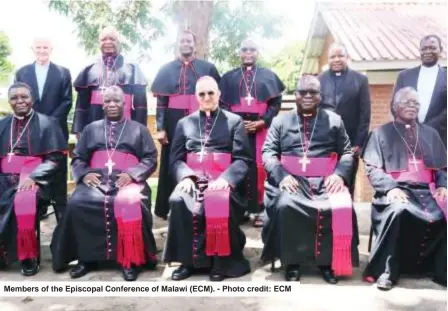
left=393, top=86, right=419, bottom=109
left=103, top=85, right=124, bottom=102
left=328, top=42, right=348, bottom=56
left=240, top=38, right=259, bottom=51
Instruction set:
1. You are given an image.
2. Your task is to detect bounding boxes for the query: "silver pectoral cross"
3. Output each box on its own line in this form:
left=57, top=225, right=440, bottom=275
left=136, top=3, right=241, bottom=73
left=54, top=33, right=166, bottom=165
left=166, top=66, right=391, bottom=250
left=409, top=156, right=419, bottom=171
left=199, top=147, right=207, bottom=163
left=105, top=158, right=115, bottom=175
left=245, top=93, right=254, bottom=106
left=299, top=155, right=311, bottom=172
left=7, top=152, right=14, bottom=163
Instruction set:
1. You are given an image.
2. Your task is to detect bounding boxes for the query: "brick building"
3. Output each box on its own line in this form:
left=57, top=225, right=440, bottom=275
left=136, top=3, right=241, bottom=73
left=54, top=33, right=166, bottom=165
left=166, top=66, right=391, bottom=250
left=299, top=1, right=447, bottom=202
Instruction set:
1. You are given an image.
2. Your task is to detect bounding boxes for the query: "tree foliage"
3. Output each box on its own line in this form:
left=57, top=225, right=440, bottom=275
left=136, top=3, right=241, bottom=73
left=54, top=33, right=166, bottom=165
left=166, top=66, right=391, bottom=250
left=269, top=41, right=305, bottom=94
left=48, top=0, right=164, bottom=61
left=0, top=31, right=14, bottom=82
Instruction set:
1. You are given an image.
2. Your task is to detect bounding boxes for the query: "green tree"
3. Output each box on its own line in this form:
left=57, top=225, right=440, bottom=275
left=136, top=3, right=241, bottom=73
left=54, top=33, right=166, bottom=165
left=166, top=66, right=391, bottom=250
left=0, top=31, right=14, bottom=83
left=48, top=0, right=164, bottom=61
left=269, top=41, right=305, bottom=94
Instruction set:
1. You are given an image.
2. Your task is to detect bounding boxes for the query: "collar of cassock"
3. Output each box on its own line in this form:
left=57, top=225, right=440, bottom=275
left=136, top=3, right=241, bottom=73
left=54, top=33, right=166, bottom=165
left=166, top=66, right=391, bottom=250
left=330, top=68, right=347, bottom=77
left=105, top=115, right=126, bottom=125
left=179, top=56, right=195, bottom=66
left=199, top=107, right=220, bottom=118
left=13, top=109, right=34, bottom=121
left=395, top=120, right=417, bottom=131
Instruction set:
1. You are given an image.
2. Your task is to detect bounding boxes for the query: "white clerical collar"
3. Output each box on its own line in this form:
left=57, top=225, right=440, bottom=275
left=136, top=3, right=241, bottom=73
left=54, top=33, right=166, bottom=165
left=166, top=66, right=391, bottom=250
left=35, top=61, right=50, bottom=69
left=13, top=109, right=34, bottom=120
left=420, top=64, right=439, bottom=72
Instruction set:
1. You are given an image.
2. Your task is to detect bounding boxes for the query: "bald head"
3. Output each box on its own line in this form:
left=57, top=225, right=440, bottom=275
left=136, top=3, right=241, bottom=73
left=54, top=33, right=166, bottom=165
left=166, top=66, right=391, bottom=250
left=32, top=37, right=53, bottom=65
left=99, top=26, right=120, bottom=55
left=103, top=86, right=124, bottom=120
left=240, top=38, right=259, bottom=66
left=196, top=76, right=220, bottom=112
left=295, top=75, right=321, bottom=114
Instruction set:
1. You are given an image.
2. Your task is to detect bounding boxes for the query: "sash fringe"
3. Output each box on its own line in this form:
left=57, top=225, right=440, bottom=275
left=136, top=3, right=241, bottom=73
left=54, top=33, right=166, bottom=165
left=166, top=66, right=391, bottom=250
left=332, top=235, right=353, bottom=277
left=205, top=218, right=231, bottom=257
left=17, top=228, right=38, bottom=261
left=116, top=219, right=146, bottom=269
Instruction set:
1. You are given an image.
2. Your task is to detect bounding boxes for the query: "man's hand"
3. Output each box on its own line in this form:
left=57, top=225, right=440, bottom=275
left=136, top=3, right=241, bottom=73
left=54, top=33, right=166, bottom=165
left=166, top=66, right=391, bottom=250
left=434, top=187, right=447, bottom=201
left=18, top=178, right=36, bottom=192
left=177, top=177, right=195, bottom=193
left=387, top=188, right=409, bottom=204
left=244, top=120, right=265, bottom=133
left=353, top=146, right=361, bottom=157
left=279, top=175, right=300, bottom=194
left=157, top=130, right=169, bottom=145
left=115, top=173, right=132, bottom=188
left=208, top=178, right=229, bottom=191
left=324, top=174, right=344, bottom=194
left=83, top=173, right=102, bottom=188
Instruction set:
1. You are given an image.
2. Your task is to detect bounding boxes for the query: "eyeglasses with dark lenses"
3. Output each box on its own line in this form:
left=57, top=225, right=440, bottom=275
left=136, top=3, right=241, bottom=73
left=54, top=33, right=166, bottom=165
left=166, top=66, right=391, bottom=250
left=198, top=91, right=215, bottom=98
left=297, top=89, right=319, bottom=96
left=241, top=47, right=256, bottom=53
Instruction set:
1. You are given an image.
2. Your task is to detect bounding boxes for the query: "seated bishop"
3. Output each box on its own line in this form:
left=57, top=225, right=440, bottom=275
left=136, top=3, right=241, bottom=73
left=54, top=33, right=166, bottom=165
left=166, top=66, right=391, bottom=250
left=163, top=76, right=252, bottom=282
left=362, top=86, right=447, bottom=291
left=51, top=86, right=158, bottom=281
left=261, top=75, right=359, bottom=283
left=0, top=82, right=66, bottom=276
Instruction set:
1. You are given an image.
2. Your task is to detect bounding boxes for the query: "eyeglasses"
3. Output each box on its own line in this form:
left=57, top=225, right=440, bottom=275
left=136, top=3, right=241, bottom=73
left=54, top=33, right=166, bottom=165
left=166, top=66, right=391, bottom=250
left=241, top=47, right=257, bottom=53
left=198, top=91, right=215, bottom=98
left=397, top=100, right=420, bottom=107
left=104, top=99, right=122, bottom=103
left=297, top=89, right=319, bottom=96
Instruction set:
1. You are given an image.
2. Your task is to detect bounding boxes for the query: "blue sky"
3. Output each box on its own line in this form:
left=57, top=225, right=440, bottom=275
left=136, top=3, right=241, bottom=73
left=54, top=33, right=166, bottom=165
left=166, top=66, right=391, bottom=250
left=0, top=0, right=315, bottom=81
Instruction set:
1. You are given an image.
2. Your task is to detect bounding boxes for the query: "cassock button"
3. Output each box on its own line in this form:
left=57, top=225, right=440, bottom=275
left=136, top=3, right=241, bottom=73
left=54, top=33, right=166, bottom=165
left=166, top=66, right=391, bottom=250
left=316, top=251, right=321, bottom=255
left=318, top=233, right=322, bottom=237
left=421, top=243, right=425, bottom=247
left=319, top=225, right=323, bottom=229
left=420, top=252, right=424, bottom=256
left=318, top=242, right=321, bottom=246
left=319, top=216, right=323, bottom=219
left=109, top=242, right=112, bottom=246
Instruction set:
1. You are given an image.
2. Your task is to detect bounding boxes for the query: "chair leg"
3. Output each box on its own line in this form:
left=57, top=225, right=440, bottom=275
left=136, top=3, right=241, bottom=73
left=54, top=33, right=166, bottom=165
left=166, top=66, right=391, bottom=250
left=270, top=260, right=275, bottom=272
left=36, top=216, right=41, bottom=266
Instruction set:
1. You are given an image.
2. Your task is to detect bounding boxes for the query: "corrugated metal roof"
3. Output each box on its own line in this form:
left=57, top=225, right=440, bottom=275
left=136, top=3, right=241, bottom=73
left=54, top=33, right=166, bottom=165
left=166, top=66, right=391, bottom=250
left=301, top=1, right=447, bottom=73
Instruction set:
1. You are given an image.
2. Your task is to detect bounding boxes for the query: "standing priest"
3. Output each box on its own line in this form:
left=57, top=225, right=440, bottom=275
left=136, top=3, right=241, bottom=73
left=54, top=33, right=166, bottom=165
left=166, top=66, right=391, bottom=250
left=51, top=86, right=158, bottom=281
left=163, top=76, right=252, bottom=282
left=0, top=82, right=66, bottom=276
left=261, top=75, right=359, bottom=283
left=362, top=86, right=446, bottom=290
left=151, top=30, right=221, bottom=219
left=72, top=26, right=148, bottom=137
left=219, top=38, right=285, bottom=227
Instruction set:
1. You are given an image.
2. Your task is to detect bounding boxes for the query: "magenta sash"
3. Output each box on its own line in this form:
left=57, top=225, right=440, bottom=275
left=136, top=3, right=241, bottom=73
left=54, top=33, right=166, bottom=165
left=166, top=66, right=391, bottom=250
left=388, top=160, right=446, bottom=219
left=187, top=152, right=232, bottom=257
left=281, top=153, right=353, bottom=276
left=231, top=98, right=268, bottom=204
left=280, top=153, right=338, bottom=177
left=1, top=155, right=42, bottom=260
left=203, top=189, right=231, bottom=256
left=168, top=94, right=199, bottom=114
left=89, top=150, right=145, bottom=268
left=90, top=91, right=133, bottom=119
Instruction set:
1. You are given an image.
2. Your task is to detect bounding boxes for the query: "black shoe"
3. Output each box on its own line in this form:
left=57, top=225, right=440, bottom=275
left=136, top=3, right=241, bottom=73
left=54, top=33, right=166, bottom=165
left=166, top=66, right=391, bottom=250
left=209, top=273, right=226, bottom=282
left=432, top=277, right=447, bottom=287
left=122, top=266, right=138, bottom=281
left=145, top=259, right=158, bottom=271
left=319, top=266, right=338, bottom=284
left=285, top=265, right=301, bottom=282
left=20, top=259, right=39, bottom=276
left=171, top=266, right=193, bottom=281
left=70, top=262, right=94, bottom=279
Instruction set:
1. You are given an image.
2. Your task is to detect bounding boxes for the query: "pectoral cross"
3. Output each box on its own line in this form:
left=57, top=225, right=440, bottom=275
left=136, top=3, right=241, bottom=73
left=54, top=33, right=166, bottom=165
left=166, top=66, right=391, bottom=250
left=410, top=156, right=419, bottom=171
left=245, top=93, right=254, bottom=106
left=7, top=152, right=14, bottom=163
left=105, top=158, right=115, bottom=175
left=299, top=155, right=311, bottom=172
left=199, top=147, right=207, bottom=163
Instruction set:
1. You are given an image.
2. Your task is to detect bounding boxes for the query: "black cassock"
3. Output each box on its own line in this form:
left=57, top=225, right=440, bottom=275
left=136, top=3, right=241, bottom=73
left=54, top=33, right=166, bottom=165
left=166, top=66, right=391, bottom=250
left=72, top=54, right=148, bottom=134
left=51, top=118, right=158, bottom=270
left=151, top=58, right=220, bottom=219
left=219, top=66, right=285, bottom=213
left=261, top=109, right=359, bottom=275
left=0, top=112, right=66, bottom=265
left=318, top=68, right=371, bottom=195
left=163, top=109, right=252, bottom=277
left=361, top=122, right=447, bottom=284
